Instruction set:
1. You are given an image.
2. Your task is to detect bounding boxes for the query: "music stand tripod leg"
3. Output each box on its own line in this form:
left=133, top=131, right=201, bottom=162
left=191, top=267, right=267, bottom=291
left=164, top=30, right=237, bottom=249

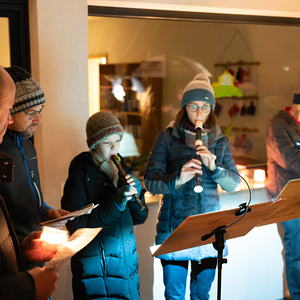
left=212, top=227, right=227, bottom=300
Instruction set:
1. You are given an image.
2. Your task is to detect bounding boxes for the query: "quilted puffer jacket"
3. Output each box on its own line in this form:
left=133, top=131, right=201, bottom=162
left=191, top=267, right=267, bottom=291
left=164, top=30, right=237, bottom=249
left=144, top=124, right=240, bottom=261
left=266, top=109, right=300, bottom=197
left=61, top=152, right=148, bottom=300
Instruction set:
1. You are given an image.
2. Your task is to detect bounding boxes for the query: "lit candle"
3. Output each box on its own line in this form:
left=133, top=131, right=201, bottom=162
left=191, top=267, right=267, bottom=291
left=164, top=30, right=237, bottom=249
left=254, top=169, right=266, bottom=182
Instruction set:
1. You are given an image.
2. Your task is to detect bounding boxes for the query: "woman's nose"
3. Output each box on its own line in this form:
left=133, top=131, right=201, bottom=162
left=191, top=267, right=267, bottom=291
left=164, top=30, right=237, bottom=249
left=196, top=108, right=203, bottom=115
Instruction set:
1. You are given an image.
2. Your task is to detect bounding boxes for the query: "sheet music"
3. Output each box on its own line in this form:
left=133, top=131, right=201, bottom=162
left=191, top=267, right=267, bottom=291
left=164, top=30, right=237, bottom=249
left=40, top=203, right=99, bottom=229
left=45, top=227, right=101, bottom=270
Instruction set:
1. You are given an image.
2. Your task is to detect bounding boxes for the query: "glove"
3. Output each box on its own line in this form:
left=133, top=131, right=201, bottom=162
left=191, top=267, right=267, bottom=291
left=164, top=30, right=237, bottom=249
left=130, top=175, right=142, bottom=199
left=114, top=185, right=132, bottom=211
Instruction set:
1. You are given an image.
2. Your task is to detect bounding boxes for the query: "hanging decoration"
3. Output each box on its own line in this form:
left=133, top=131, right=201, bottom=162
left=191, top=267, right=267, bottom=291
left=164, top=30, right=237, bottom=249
left=213, top=29, right=260, bottom=99
left=212, top=70, right=243, bottom=98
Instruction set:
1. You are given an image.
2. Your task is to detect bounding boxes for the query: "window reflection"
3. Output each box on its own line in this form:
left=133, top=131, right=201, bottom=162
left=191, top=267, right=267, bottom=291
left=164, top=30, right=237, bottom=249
left=88, top=16, right=300, bottom=163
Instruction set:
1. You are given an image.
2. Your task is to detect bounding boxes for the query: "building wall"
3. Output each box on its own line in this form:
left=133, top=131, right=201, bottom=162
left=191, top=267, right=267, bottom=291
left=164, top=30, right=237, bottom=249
left=28, top=0, right=89, bottom=298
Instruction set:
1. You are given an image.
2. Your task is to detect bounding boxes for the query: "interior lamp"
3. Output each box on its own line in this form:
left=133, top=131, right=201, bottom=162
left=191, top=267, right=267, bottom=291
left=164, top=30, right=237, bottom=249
left=112, top=76, right=145, bottom=101
left=130, top=77, right=145, bottom=93
left=112, top=77, right=125, bottom=101
left=119, top=132, right=140, bottom=157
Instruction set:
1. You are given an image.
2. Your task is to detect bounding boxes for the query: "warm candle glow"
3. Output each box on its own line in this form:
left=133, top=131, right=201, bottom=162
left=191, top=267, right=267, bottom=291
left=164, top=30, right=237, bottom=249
left=254, top=169, right=265, bottom=182
left=41, top=226, right=69, bottom=245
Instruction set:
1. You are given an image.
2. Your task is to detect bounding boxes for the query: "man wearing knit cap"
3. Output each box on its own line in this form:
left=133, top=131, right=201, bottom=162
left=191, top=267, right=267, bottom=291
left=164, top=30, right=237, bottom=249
left=0, top=66, right=61, bottom=299
left=266, top=88, right=300, bottom=300
left=0, top=66, right=69, bottom=270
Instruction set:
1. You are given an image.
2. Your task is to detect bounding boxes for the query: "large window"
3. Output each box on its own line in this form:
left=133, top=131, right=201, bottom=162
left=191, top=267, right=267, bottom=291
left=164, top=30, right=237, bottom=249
left=88, top=6, right=300, bottom=164
left=0, top=0, right=30, bottom=70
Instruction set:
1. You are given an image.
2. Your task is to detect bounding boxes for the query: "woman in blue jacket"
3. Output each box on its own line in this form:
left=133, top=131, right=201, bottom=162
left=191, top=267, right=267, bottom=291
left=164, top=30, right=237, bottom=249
left=61, top=111, right=148, bottom=300
left=144, top=73, right=240, bottom=300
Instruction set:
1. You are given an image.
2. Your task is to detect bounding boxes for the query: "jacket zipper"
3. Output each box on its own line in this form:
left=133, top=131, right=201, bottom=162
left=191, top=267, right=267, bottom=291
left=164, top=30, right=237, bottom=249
left=31, top=170, right=42, bottom=207
left=17, top=135, right=41, bottom=222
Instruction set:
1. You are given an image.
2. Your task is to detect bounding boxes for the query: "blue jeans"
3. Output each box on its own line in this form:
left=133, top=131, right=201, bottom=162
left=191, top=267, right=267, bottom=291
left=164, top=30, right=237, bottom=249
left=282, top=218, right=300, bottom=300
left=161, top=259, right=217, bottom=300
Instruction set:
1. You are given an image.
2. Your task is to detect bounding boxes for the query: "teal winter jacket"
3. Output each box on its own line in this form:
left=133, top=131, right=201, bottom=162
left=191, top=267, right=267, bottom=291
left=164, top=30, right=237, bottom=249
left=61, top=152, right=148, bottom=300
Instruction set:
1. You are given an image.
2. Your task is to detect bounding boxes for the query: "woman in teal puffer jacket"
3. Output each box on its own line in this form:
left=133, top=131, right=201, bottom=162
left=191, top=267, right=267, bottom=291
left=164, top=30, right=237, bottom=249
left=144, top=73, right=240, bottom=300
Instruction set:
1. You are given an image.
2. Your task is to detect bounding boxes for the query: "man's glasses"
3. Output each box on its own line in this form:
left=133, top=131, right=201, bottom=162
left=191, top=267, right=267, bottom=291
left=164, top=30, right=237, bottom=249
left=23, top=105, right=44, bottom=120
left=187, top=104, right=212, bottom=113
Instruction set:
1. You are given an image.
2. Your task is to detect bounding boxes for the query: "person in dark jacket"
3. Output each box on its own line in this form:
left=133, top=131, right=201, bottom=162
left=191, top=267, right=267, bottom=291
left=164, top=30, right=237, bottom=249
left=61, top=111, right=148, bottom=300
left=0, top=65, right=60, bottom=300
left=0, top=196, right=60, bottom=300
left=266, top=89, right=300, bottom=300
left=0, top=66, right=69, bottom=270
left=144, top=73, right=240, bottom=300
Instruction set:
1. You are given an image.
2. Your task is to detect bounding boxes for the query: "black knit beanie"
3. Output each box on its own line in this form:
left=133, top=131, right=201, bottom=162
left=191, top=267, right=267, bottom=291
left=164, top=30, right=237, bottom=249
left=293, top=92, right=300, bottom=104
left=4, top=66, right=46, bottom=115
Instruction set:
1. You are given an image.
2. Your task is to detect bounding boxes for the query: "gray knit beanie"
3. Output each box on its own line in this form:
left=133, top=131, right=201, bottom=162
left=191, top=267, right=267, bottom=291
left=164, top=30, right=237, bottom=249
left=4, top=66, right=46, bottom=115
left=181, top=73, right=215, bottom=109
left=86, top=111, right=124, bottom=149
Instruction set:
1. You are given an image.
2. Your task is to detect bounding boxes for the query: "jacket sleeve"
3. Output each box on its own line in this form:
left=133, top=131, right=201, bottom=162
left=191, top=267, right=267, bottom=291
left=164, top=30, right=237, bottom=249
left=0, top=272, right=35, bottom=299
left=266, top=122, right=300, bottom=173
left=144, top=131, right=180, bottom=195
left=61, top=169, right=123, bottom=234
left=210, top=136, right=241, bottom=193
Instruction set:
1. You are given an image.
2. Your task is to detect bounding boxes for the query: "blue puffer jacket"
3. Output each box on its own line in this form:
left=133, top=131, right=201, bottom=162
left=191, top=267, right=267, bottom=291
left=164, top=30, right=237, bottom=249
left=266, top=109, right=300, bottom=197
left=61, top=152, right=148, bottom=300
left=144, top=124, right=240, bottom=260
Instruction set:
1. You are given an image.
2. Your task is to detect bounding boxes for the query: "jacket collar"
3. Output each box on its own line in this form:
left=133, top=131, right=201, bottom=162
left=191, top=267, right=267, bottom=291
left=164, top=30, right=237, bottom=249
left=4, top=129, right=23, bottom=146
left=285, top=106, right=300, bottom=126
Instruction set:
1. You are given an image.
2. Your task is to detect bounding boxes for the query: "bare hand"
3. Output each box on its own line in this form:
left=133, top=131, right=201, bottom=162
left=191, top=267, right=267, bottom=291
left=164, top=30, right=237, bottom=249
left=28, top=267, right=61, bottom=300
left=21, top=231, right=57, bottom=263
left=47, top=208, right=69, bottom=220
left=176, top=158, right=202, bottom=186
left=124, top=174, right=135, bottom=186
left=196, top=145, right=217, bottom=171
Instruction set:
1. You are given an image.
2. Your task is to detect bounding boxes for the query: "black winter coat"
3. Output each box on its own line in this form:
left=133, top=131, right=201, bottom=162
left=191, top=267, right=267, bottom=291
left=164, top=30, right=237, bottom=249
left=61, top=152, right=148, bottom=300
left=0, top=195, right=36, bottom=299
left=0, top=130, right=50, bottom=242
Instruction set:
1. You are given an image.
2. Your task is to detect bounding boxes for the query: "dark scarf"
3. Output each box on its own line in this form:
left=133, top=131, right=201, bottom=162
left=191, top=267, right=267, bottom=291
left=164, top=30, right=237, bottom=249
left=170, top=121, right=217, bottom=149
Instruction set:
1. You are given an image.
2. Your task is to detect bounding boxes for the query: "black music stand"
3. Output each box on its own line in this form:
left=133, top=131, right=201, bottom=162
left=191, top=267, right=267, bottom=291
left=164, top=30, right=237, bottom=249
left=150, top=183, right=298, bottom=300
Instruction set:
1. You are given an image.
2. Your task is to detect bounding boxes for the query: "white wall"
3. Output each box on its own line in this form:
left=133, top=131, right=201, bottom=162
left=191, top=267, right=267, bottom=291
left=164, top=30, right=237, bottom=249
left=28, top=0, right=89, bottom=299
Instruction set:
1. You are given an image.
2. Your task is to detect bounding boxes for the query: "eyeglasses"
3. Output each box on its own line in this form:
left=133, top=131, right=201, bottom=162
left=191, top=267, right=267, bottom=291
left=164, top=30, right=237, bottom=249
left=23, top=105, right=44, bottom=120
left=187, top=104, right=212, bottom=113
